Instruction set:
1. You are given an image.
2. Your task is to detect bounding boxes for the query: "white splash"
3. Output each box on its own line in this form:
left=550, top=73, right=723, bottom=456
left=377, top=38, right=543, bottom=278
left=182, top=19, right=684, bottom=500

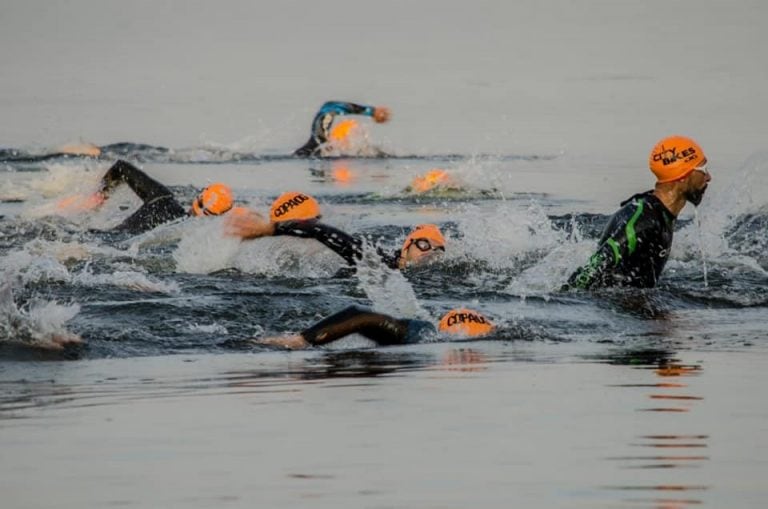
left=0, top=283, right=81, bottom=350
left=355, top=242, right=428, bottom=319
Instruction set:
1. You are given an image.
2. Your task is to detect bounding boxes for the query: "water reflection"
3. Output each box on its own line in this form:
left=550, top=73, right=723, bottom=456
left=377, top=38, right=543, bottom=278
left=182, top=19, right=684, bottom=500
left=0, top=348, right=487, bottom=418
left=598, top=349, right=709, bottom=508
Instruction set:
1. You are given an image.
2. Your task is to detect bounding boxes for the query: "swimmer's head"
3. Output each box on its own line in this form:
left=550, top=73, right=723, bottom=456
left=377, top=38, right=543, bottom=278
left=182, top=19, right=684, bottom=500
left=190, top=183, right=234, bottom=217
left=649, top=135, right=706, bottom=183
left=438, top=308, right=494, bottom=338
left=270, top=192, right=321, bottom=222
left=399, top=224, right=446, bottom=268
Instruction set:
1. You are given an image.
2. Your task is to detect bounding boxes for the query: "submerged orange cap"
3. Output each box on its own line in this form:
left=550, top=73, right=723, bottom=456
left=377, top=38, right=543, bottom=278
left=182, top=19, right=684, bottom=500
left=649, top=135, right=707, bottom=183
left=409, top=169, right=452, bottom=193
left=400, top=224, right=446, bottom=258
left=438, top=308, right=494, bottom=337
left=191, top=183, right=234, bottom=216
left=270, top=192, right=321, bottom=222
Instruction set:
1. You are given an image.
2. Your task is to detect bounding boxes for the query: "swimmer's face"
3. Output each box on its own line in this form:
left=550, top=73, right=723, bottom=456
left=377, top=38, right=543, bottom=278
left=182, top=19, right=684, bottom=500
left=401, top=237, right=445, bottom=268
left=683, top=163, right=711, bottom=207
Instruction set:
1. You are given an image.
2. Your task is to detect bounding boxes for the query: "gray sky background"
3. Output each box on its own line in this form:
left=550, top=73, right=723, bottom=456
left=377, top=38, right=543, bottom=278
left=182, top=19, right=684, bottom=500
left=1, top=0, right=766, bottom=160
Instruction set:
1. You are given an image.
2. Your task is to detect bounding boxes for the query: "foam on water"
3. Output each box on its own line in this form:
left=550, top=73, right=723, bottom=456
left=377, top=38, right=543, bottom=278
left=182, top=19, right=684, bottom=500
left=0, top=283, right=81, bottom=350
left=355, top=243, right=428, bottom=319
left=452, top=200, right=567, bottom=270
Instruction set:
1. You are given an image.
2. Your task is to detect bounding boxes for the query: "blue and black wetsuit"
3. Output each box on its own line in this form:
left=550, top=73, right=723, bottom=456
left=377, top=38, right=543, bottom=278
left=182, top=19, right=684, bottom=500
left=301, top=306, right=435, bottom=346
left=274, top=220, right=402, bottom=269
left=567, top=191, right=676, bottom=289
left=294, top=101, right=376, bottom=157
left=100, top=160, right=187, bottom=234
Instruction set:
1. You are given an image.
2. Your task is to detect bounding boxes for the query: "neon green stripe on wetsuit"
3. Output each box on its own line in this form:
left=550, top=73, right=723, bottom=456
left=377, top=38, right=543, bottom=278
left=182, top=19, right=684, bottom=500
left=568, top=191, right=676, bottom=289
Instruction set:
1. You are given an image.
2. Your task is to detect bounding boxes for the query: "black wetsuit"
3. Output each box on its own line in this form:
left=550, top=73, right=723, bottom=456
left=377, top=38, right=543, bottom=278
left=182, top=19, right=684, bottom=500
left=567, top=191, right=676, bottom=289
left=294, top=101, right=376, bottom=157
left=274, top=220, right=401, bottom=269
left=301, top=306, right=435, bottom=346
left=100, top=160, right=186, bottom=234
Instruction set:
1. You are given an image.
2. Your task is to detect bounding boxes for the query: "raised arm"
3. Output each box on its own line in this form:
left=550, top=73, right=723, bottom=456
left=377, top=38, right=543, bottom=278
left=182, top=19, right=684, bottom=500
left=294, top=101, right=390, bottom=156
left=274, top=220, right=365, bottom=266
left=100, top=160, right=173, bottom=203
left=301, top=306, right=410, bottom=346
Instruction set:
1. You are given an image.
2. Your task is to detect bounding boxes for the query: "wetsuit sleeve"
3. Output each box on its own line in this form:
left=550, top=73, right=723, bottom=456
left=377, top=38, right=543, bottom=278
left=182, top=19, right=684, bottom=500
left=294, top=101, right=376, bottom=156
left=273, top=220, right=400, bottom=268
left=567, top=200, right=644, bottom=290
left=100, top=160, right=173, bottom=203
left=300, top=306, right=410, bottom=346
left=274, top=220, right=364, bottom=265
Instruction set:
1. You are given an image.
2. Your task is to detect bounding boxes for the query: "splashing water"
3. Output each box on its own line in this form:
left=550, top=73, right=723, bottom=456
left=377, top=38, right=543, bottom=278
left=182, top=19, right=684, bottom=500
left=355, top=243, right=428, bottom=319
left=0, top=283, right=81, bottom=350
left=693, top=207, right=709, bottom=288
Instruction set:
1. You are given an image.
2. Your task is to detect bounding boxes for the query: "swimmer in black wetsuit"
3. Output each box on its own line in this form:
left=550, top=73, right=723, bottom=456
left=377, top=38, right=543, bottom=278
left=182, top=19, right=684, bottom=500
left=294, top=101, right=391, bottom=157
left=88, top=160, right=238, bottom=234
left=566, top=135, right=712, bottom=290
left=229, top=206, right=446, bottom=270
left=258, top=306, right=493, bottom=349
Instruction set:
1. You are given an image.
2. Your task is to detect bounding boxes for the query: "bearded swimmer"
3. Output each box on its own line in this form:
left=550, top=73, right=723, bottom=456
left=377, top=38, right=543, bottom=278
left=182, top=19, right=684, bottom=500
left=566, top=135, right=711, bottom=290
left=228, top=193, right=446, bottom=270
left=258, top=306, right=494, bottom=349
left=71, top=160, right=239, bottom=234
left=294, top=101, right=391, bottom=157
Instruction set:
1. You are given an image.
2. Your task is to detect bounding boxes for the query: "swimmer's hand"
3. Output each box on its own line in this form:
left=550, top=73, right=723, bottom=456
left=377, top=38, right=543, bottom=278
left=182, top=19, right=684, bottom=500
left=42, top=333, right=83, bottom=351
left=257, top=334, right=310, bottom=350
left=373, top=106, right=390, bottom=123
left=225, top=210, right=275, bottom=239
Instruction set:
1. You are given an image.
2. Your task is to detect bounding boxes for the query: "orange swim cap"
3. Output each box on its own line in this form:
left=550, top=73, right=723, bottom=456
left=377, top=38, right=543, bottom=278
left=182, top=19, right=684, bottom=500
left=329, top=119, right=359, bottom=142
left=409, top=169, right=452, bottom=193
left=649, top=136, right=707, bottom=183
left=270, top=192, right=321, bottom=222
left=438, top=308, right=494, bottom=337
left=400, top=224, right=446, bottom=258
left=191, top=183, right=234, bottom=216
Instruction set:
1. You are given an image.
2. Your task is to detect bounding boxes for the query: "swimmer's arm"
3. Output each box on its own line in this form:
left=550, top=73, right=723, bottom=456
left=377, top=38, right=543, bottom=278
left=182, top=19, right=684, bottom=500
left=273, top=220, right=364, bottom=266
left=301, top=306, right=409, bottom=346
left=100, top=160, right=173, bottom=203
left=566, top=204, right=638, bottom=290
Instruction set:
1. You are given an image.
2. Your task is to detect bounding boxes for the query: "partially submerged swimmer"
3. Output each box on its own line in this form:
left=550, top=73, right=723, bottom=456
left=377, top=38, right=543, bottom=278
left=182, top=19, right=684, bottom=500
left=229, top=198, right=447, bottom=270
left=258, top=306, right=494, bottom=349
left=64, top=159, right=240, bottom=234
left=294, top=101, right=390, bottom=157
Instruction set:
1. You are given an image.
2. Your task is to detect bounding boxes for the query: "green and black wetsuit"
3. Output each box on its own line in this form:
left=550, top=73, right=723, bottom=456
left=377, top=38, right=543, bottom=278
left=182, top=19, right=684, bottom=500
left=567, top=191, right=676, bottom=289
left=301, top=306, right=434, bottom=346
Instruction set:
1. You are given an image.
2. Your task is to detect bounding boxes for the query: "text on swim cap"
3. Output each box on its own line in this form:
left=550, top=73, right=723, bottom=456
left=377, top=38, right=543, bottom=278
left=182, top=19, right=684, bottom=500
left=653, top=146, right=698, bottom=166
left=274, top=194, right=311, bottom=218
left=446, top=312, right=488, bottom=327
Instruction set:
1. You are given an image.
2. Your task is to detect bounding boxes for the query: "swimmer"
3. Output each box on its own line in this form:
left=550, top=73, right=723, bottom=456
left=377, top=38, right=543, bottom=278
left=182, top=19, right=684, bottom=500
left=82, top=160, right=238, bottom=234
left=294, top=101, right=390, bottom=157
left=229, top=196, right=446, bottom=270
left=567, top=135, right=712, bottom=290
left=258, top=306, right=494, bottom=349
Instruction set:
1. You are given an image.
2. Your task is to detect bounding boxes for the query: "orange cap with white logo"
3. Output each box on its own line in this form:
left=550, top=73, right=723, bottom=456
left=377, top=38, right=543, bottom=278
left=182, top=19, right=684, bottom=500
left=269, top=192, right=321, bottom=222
left=649, top=135, right=707, bottom=183
left=438, top=308, right=494, bottom=337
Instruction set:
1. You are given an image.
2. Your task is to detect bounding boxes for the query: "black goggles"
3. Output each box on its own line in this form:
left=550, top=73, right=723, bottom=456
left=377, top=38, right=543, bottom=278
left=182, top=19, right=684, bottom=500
left=406, top=238, right=445, bottom=252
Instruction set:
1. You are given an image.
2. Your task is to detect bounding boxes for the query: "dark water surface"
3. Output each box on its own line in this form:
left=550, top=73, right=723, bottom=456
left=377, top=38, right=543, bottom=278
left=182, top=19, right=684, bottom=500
left=1, top=153, right=767, bottom=507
